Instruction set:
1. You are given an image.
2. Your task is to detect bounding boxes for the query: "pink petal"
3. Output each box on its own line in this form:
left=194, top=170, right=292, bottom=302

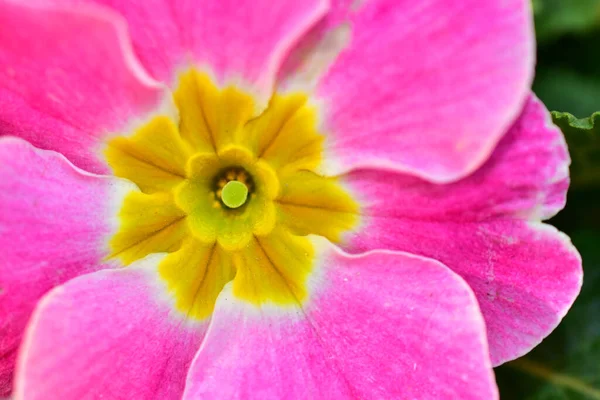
left=173, top=0, right=328, bottom=99
left=48, top=0, right=329, bottom=98
left=15, top=265, right=205, bottom=400
left=36, top=0, right=187, bottom=83
left=278, top=0, right=355, bottom=85
left=344, top=95, right=583, bottom=365
left=0, top=138, right=131, bottom=395
left=308, top=0, right=534, bottom=182
left=0, top=1, right=167, bottom=174
left=182, top=242, right=498, bottom=399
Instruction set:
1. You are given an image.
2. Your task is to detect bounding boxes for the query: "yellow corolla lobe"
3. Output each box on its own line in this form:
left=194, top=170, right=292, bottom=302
left=105, top=69, right=359, bottom=319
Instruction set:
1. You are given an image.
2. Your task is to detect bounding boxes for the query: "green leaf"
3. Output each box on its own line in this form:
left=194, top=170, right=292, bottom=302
left=551, top=112, right=600, bottom=189
left=534, top=0, right=600, bottom=42
left=496, top=231, right=600, bottom=399
left=534, top=69, right=600, bottom=119
left=533, top=32, right=600, bottom=118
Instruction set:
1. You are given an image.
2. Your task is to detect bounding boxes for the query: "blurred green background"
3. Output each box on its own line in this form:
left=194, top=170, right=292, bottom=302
left=494, top=0, right=600, bottom=398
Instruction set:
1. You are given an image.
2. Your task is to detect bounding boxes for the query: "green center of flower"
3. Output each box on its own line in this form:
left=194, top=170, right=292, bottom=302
left=221, top=180, right=248, bottom=208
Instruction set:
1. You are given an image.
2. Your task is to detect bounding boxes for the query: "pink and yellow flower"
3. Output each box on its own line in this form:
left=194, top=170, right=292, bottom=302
left=0, top=0, right=582, bottom=398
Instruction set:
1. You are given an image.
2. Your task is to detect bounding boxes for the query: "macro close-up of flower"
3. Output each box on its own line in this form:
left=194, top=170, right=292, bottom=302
left=0, top=0, right=587, bottom=399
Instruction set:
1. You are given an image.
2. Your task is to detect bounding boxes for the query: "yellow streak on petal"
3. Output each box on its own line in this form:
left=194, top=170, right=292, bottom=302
left=232, top=227, right=314, bottom=306
left=175, top=70, right=255, bottom=153
left=109, top=192, right=187, bottom=265
left=244, top=93, right=324, bottom=175
left=159, top=239, right=235, bottom=320
left=104, top=116, right=192, bottom=193
left=276, top=170, right=360, bottom=244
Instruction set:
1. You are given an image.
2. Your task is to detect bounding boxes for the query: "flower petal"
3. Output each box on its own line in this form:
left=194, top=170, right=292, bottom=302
left=45, top=0, right=187, bottom=82
left=108, top=191, right=187, bottom=265
left=15, top=263, right=205, bottom=400
left=182, top=241, right=498, bottom=399
left=348, top=95, right=570, bottom=222
left=306, top=0, right=534, bottom=182
left=0, top=1, right=167, bottom=174
left=105, top=116, right=192, bottom=194
left=173, top=0, right=329, bottom=99
left=0, top=138, right=131, bottom=395
left=275, top=170, right=359, bottom=243
left=158, top=238, right=235, bottom=321
left=29, top=0, right=328, bottom=102
left=343, top=95, right=583, bottom=365
left=231, top=227, right=314, bottom=307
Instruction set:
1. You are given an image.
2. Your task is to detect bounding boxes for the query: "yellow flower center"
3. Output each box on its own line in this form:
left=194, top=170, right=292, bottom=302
left=104, top=69, right=360, bottom=319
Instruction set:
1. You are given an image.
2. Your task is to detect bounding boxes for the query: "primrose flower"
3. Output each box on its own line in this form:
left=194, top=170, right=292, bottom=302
left=0, top=0, right=582, bottom=399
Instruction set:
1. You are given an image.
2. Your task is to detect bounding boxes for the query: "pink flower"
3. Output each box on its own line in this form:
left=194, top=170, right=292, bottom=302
left=0, top=0, right=582, bottom=399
